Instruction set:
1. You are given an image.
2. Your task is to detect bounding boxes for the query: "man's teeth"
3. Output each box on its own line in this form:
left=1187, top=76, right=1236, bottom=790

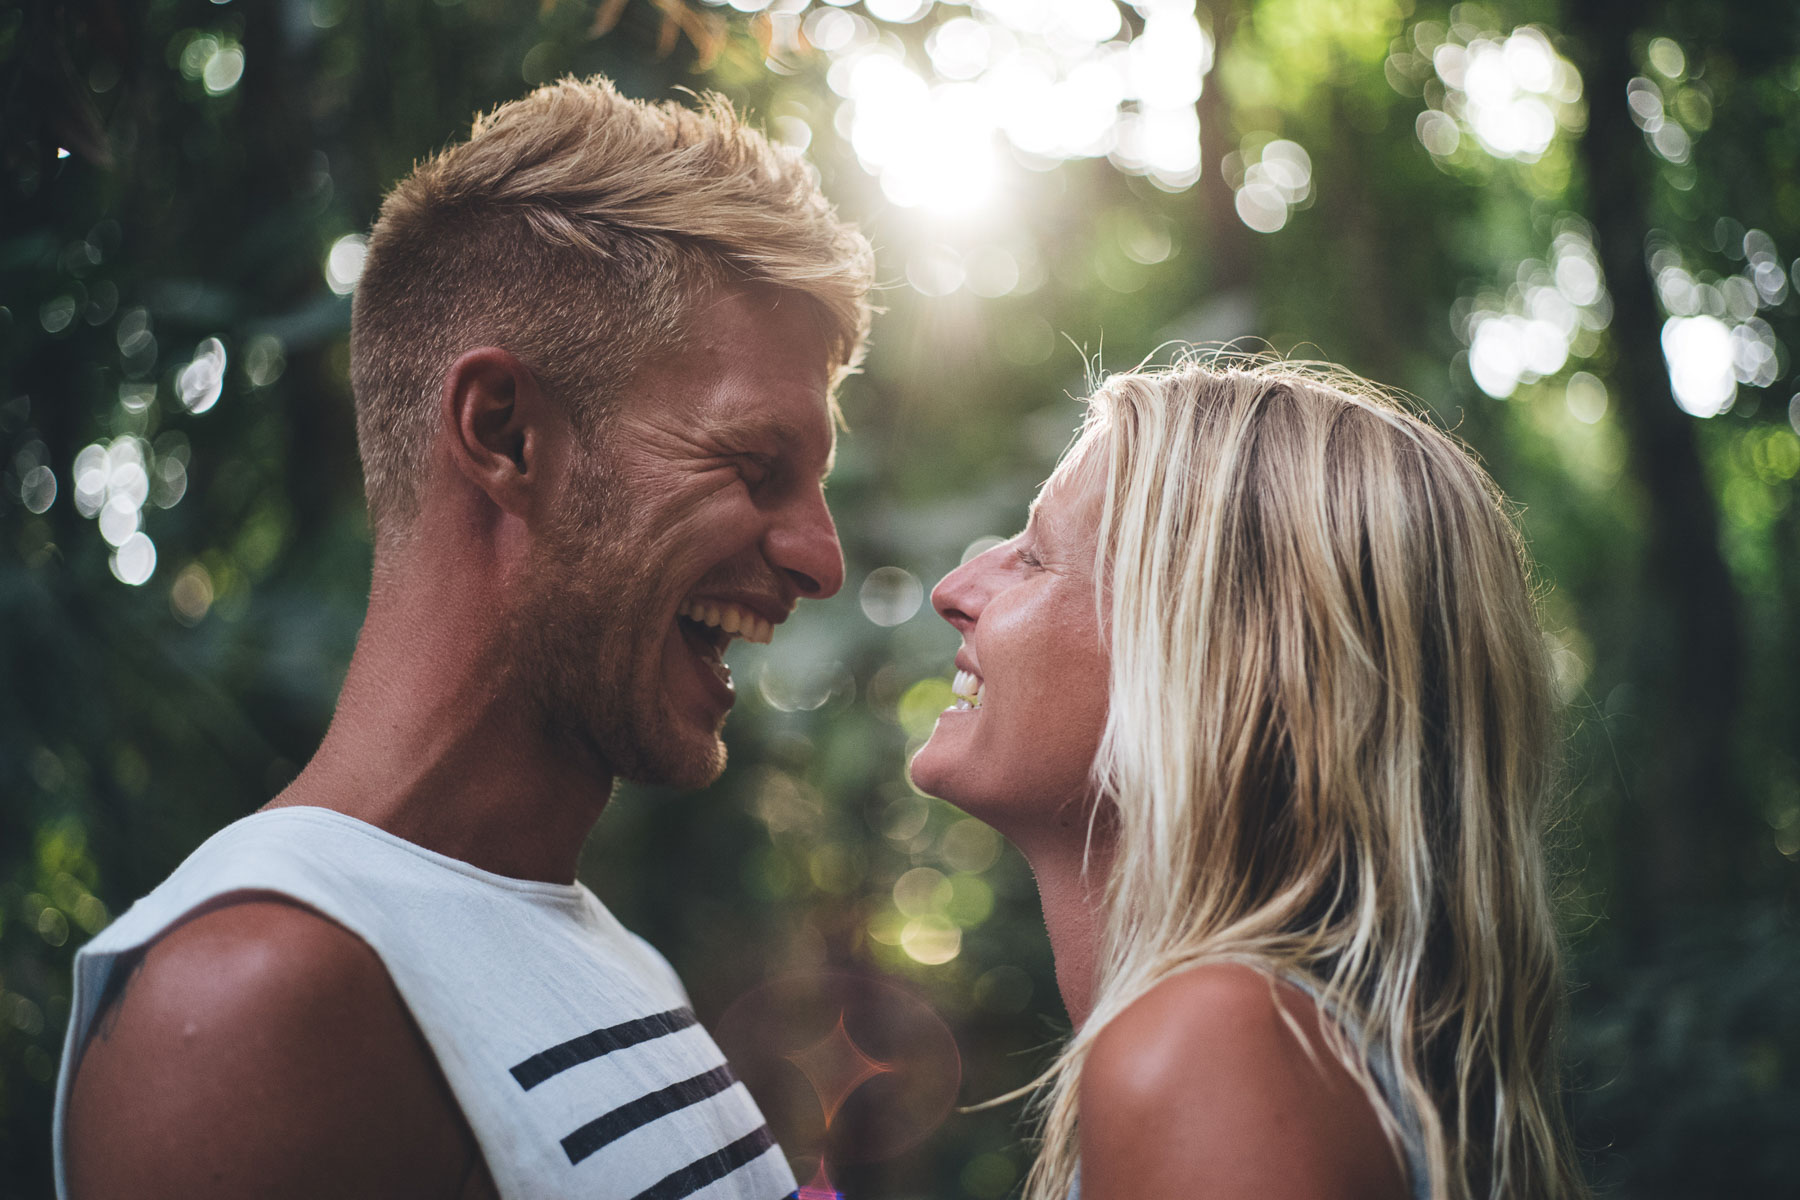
left=950, top=668, right=984, bottom=711
left=679, top=600, right=774, bottom=645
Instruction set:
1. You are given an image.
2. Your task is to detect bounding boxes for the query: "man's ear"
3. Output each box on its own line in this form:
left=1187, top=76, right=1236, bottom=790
left=440, top=346, right=560, bottom=518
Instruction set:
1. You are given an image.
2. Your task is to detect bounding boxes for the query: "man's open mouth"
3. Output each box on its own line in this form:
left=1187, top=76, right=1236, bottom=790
left=679, top=600, right=774, bottom=645
left=676, top=600, right=775, bottom=695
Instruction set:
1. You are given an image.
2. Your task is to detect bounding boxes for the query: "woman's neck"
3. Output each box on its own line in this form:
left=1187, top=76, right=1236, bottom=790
left=1013, top=816, right=1113, bottom=1030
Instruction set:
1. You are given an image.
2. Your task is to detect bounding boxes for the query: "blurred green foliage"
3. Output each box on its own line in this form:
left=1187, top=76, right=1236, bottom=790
left=3, top=1, right=1797, bottom=1196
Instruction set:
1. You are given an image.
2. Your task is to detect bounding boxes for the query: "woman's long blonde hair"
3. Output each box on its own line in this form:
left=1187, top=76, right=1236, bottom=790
left=1023, top=359, right=1585, bottom=1200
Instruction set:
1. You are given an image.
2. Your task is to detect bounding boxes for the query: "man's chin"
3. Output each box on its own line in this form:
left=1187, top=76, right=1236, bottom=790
left=630, top=749, right=726, bottom=791
left=615, top=723, right=728, bottom=791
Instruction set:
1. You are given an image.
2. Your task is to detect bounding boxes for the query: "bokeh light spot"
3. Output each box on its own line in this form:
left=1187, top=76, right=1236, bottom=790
left=109, top=532, right=157, bottom=586
left=39, top=296, right=75, bottom=334
left=760, top=651, right=855, bottom=712
left=202, top=46, right=245, bottom=95
left=859, top=566, right=924, bottom=626
left=1662, top=314, right=1735, bottom=417
left=900, top=915, right=961, bottom=964
left=962, top=1152, right=1019, bottom=1199
left=939, top=817, right=1001, bottom=872
left=325, top=233, right=368, bottom=295
left=893, top=866, right=952, bottom=917
left=864, top=0, right=929, bottom=22
left=1646, top=37, right=1686, bottom=80
left=906, top=244, right=967, bottom=297
left=945, top=874, right=994, bottom=926
left=1233, top=138, right=1311, bottom=234
left=20, top=466, right=56, bottom=514
left=897, top=678, right=953, bottom=739
left=98, top=496, right=140, bottom=547
left=170, top=562, right=216, bottom=625
left=1565, top=371, right=1609, bottom=424
left=964, top=247, right=1021, bottom=298
left=245, top=334, right=287, bottom=387
left=1413, top=24, right=1582, bottom=166
left=178, top=337, right=228, bottom=414
left=882, top=793, right=931, bottom=841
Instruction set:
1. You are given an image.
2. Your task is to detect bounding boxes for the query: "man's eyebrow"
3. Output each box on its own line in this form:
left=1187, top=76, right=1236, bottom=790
left=716, top=414, right=836, bottom=475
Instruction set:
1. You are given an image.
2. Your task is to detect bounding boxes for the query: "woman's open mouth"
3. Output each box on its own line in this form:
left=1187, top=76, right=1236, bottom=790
left=949, top=668, right=984, bottom=711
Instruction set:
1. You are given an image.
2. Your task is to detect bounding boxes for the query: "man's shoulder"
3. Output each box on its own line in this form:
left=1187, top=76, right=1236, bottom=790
left=96, top=895, right=393, bottom=1030
left=64, top=897, right=487, bottom=1200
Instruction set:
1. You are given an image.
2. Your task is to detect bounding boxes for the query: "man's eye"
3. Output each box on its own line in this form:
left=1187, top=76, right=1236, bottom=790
left=737, top=456, right=773, bottom=487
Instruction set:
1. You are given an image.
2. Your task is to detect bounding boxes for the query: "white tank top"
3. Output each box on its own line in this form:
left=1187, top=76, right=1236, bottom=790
left=53, top=806, right=800, bottom=1200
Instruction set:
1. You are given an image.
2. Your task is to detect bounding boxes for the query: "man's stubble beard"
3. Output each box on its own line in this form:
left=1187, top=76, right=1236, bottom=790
left=508, top=450, right=728, bottom=792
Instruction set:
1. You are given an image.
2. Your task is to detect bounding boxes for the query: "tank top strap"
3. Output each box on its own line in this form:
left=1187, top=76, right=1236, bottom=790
left=1064, top=972, right=1432, bottom=1200
left=1280, top=973, right=1432, bottom=1199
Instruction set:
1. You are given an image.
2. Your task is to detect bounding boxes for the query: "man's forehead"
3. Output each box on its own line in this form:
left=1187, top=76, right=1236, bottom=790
left=624, top=284, right=839, bottom=466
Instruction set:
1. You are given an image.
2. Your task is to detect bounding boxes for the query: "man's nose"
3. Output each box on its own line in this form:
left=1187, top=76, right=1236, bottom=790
left=767, top=488, right=845, bottom=600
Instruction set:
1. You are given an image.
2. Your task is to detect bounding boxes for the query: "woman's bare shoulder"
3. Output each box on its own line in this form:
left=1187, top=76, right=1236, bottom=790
left=1079, top=963, right=1408, bottom=1200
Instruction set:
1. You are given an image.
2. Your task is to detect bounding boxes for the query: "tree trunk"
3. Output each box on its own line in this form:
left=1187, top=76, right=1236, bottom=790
left=1565, top=0, right=1745, bottom=929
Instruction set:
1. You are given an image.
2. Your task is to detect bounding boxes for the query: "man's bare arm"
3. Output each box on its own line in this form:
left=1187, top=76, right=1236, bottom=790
left=64, top=898, right=492, bottom=1200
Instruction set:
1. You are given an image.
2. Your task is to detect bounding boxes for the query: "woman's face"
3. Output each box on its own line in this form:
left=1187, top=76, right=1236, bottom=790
left=909, top=449, right=1111, bottom=830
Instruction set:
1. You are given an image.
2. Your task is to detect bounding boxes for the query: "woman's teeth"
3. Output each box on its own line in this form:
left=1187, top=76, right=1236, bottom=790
left=950, top=668, right=984, bottom=711
left=679, top=600, right=774, bottom=645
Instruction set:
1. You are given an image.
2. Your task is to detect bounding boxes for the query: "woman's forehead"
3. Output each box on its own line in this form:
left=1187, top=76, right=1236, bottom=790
left=1032, top=436, right=1108, bottom=545
left=1045, top=428, right=1107, bottom=498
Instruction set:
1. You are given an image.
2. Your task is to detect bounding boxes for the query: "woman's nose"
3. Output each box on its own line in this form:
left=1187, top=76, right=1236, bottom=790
left=932, top=548, right=998, bottom=631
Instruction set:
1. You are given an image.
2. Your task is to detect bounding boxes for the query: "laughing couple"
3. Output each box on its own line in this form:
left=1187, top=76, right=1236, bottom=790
left=52, top=78, right=1586, bottom=1200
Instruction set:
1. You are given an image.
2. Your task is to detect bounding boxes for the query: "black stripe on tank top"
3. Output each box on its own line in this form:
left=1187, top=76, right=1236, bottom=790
left=510, top=1007, right=698, bottom=1090
left=630, top=1124, right=779, bottom=1200
left=560, top=1063, right=741, bottom=1165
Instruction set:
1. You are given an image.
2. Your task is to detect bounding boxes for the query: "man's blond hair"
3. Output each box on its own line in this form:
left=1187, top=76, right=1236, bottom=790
left=349, top=76, right=874, bottom=547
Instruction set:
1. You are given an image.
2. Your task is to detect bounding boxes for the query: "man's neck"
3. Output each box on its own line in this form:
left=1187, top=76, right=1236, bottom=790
left=268, top=554, right=613, bottom=886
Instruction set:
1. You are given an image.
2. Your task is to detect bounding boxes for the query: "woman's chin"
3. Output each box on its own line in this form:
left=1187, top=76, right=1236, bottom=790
left=911, top=723, right=990, bottom=803
left=909, top=742, right=1010, bottom=827
left=906, top=739, right=955, bottom=801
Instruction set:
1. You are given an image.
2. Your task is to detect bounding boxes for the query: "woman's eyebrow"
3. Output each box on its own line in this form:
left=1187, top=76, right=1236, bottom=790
left=1023, top=503, right=1068, bottom=554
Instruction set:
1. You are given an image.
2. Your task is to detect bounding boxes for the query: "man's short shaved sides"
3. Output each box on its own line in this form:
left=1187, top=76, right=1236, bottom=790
left=349, top=76, right=875, bottom=550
